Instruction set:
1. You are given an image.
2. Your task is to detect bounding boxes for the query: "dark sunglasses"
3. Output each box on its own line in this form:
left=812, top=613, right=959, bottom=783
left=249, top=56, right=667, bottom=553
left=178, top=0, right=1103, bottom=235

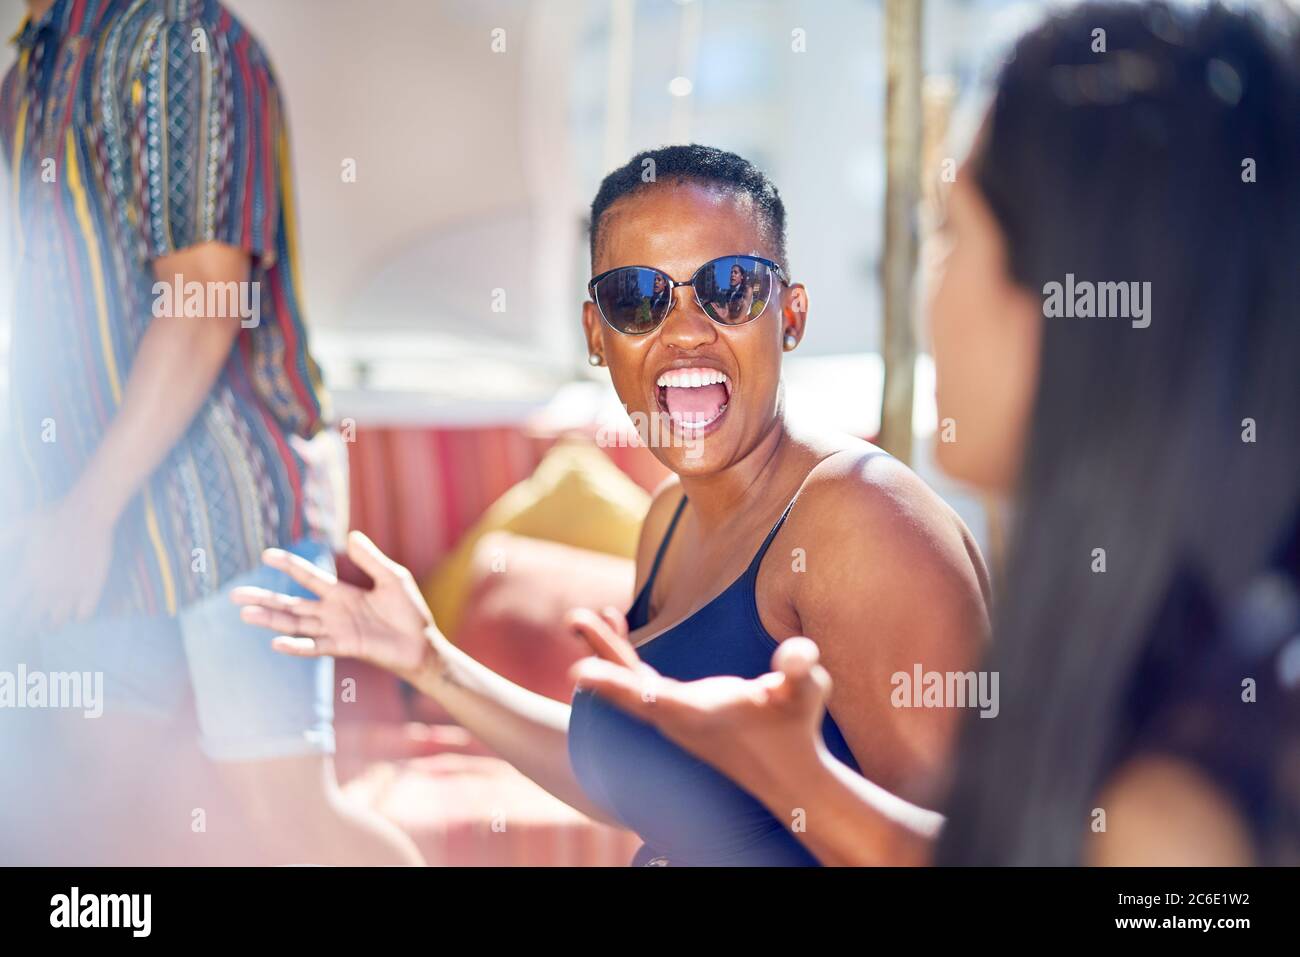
left=588, top=254, right=789, bottom=336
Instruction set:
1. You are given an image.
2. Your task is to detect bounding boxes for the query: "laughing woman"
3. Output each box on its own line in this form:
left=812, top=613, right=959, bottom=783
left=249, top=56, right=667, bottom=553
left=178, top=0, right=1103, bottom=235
left=232, top=145, right=991, bottom=866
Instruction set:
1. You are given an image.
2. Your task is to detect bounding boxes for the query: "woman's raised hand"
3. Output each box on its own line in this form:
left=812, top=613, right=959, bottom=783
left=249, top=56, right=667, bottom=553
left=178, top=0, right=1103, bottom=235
left=230, top=530, right=436, bottom=679
left=566, top=608, right=832, bottom=793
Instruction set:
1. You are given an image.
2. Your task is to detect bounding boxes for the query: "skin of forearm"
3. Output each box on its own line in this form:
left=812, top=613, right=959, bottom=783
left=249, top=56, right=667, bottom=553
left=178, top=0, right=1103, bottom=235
left=750, top=743, right=942, bottom=866
left=75, top=313, right=241, bottom=523
left=409, top=628, right=626, bottom=828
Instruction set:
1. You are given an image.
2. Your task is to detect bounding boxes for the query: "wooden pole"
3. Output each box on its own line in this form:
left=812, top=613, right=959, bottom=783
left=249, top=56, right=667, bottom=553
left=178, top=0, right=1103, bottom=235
left=880, top=0, right=923, bottom=464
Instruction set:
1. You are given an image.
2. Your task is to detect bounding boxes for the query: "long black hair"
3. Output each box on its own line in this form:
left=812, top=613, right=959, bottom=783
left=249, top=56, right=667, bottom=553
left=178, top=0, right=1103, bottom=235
left=937, top=2, right=1300, bottom=864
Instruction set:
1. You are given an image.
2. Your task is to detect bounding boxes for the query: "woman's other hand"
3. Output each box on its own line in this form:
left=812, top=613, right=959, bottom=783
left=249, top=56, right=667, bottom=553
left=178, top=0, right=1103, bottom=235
left=231, top=530, right=436, bottom=679
left=567, top=608, right=831, bottom=797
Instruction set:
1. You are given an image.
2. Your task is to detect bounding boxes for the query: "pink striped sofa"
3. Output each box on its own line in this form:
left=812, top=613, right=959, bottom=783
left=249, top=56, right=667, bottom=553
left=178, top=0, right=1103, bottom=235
left=334, top=423, right=668, bottom=866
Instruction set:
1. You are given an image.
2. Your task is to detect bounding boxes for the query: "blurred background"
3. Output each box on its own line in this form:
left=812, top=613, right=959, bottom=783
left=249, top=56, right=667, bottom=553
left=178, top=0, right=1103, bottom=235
left=3, top=0, right=1296, bottom=530
left=0, top=0, right=1071, bottom=551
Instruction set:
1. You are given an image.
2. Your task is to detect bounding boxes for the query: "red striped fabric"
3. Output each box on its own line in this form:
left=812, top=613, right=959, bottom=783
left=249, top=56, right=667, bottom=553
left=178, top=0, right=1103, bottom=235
left=346, top=425, right=669, bottom=582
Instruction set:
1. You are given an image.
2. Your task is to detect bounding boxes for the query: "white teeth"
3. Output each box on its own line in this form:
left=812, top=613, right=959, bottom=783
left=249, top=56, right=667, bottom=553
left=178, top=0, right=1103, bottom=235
left=655, top=368, right=730, bottom=389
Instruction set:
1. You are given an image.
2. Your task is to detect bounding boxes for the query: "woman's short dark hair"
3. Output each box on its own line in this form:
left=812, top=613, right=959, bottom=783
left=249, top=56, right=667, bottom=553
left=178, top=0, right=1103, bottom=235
left=589, top=144, right=788, bottom=270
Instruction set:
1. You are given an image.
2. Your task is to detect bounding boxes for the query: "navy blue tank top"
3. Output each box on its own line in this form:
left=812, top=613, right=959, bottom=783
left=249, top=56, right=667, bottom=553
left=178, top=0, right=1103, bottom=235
left=569, top=489, right=861, bottom=866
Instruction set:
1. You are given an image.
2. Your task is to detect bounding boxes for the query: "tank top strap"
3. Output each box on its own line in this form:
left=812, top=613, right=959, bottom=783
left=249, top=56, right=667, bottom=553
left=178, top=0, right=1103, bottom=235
left=744, top=494, right=799, bottom=579
left=744, top=448, right=857, bottom=579
left=634, top=493, right=688, bottom=604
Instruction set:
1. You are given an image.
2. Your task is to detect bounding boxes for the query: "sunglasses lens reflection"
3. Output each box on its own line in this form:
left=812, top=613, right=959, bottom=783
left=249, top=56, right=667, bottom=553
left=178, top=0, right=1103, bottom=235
left=699, top=257, right=774, bottom=325
left=594, top=267, right=674, bottom=334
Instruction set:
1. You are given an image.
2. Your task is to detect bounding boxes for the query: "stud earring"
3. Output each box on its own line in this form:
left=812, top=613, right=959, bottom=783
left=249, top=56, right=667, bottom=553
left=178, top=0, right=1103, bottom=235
left=588, top=353, right=604, bottom=367
left=783, top=331, right=798, bottom=351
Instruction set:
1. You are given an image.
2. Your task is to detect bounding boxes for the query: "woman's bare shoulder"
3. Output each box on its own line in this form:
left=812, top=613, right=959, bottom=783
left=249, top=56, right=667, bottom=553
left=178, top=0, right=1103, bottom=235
left=792, top=434, right=974, bottom=556
left=782, top=434, right=991, bottom=645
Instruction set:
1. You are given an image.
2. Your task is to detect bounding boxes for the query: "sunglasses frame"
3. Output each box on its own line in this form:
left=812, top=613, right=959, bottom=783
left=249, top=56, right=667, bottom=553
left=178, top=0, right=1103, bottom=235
left=587, top=254, right=790, bottom=336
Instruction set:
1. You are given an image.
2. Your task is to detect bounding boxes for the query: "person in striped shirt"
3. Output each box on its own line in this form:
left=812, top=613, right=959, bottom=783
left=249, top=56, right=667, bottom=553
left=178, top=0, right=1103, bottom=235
left=0, top=0, right=420, bottom=865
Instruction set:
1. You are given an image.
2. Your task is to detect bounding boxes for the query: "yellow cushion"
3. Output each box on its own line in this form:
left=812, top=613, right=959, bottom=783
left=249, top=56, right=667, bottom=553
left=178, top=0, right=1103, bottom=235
left=422, top=437, right=650, bottom=638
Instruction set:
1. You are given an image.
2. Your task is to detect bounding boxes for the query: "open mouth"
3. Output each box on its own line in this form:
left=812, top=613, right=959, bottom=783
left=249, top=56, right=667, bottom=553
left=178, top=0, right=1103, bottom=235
left=655, top=367, right=733, bottom=436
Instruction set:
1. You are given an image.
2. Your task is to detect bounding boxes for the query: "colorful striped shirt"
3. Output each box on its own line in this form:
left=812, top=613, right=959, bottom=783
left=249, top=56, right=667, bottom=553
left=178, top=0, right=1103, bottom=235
left=1, top=0, right=344, bottom=617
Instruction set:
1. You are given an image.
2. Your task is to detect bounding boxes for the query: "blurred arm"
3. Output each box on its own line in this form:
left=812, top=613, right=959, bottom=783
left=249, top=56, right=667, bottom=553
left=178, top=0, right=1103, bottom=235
left=408, top=629, right=625, bottom=828
left=69, top=243, right=246, bottom=525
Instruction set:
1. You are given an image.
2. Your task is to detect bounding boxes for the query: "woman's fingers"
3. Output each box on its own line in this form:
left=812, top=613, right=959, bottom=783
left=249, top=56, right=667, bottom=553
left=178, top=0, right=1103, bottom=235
left=598, top=606, right=630, bottom=640
left=772, top=635, right=820, bottom=677
left=261, top=548, right=338, bottom=597
left=270, top=634, right=340, bottom=658
left=566, top=607, right=640, bottom=670
left=231, top=586, right=325, bottom=635
left=238, top=602, right=325, bottom=638
left=230, top=585, right=318, bottom=612
left=570, top=657, right=666, bottom=717
left=345, top=530, right=404, bottom=584
left=769, top=636, right=832, bottom=708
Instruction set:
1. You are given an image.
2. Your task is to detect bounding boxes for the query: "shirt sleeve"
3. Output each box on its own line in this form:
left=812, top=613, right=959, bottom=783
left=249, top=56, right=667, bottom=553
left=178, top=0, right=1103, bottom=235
left=131, top=5, right=282, bottom=266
